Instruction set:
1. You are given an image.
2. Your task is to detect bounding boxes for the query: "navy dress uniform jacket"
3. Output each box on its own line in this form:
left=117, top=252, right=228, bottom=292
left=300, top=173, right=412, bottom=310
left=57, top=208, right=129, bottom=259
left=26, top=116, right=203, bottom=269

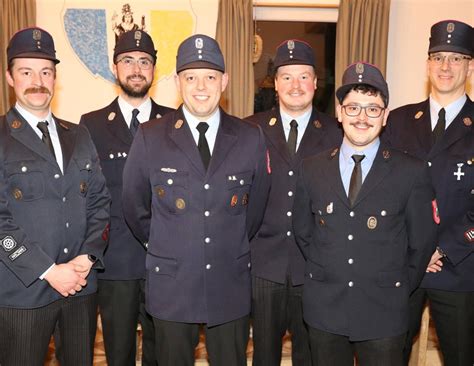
left=122, top=107, right=271, bottom=326
left=0, top=108, right=111, bottom=309
left=245, top=107, right=342, bottom=285
left=383, top=98, right=474, bottom=291
left=80, top=97, right=174, bottom=280
left=292, top=144, right=437, bottom=341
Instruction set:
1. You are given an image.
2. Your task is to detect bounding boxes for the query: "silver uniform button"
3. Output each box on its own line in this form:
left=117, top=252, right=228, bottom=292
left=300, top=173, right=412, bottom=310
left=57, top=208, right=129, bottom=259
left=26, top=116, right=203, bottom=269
left=348, top=234, right=354, bottom=240
left=155, top=266, right=160, bottom=272
left=286, top=231, right=291, bottom=236
left=204, top=237, right=211, bottom=244
left=21, top=166, right=27, bottom=172
left=287, top=211, right=292, bottom=217
left=65, top=222, right=70, bottom=228
left=348, top=258, right=354, bottom=264
left=349, top=211, right=355, bottom=217
left=309, top=273, right=313, bottom=279
left=288, top=191, right=293, bottom=197
left=86, top=163, right=91, bottom=170
left=167, top=178, right=173, bottom=185
left=288, top=170, right=294, bottom=176
left=204, top=211, right=210, bottom=217
left=63, top=248, right=68, bottom=254
left=206, top=264, right=211, bottom=270
left=348, top=281, right=354, bottom=287
left=395, top=282, right=401, bottom=287
left=381, top=210, right=387, bottom=216
left=54, top=174, right=60, bottom=179
left=247, top=262, right=251, bottom=268
left=240, top=179, right=245, bottom=185
left=109, top=153, right=114, bottom=159
left=428, top=161, right=432, bottom=167
left=204, top=184, right=210, bottom=190
left=62, top=197, right=66, bottom=202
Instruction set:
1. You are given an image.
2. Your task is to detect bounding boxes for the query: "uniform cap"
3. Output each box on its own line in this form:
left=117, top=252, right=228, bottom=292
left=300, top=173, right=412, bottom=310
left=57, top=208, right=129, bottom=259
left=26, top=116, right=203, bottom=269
left=7, top=27, right=60, bottom=64
left=274, top=39, right=315, bottom=70
left=113, top=30, right=157, bottom=63
left=428, top=20, right=473, bottom=56
left=336, top=62, right=389, bottom=105
left=176, top=34, right=225, bottom=73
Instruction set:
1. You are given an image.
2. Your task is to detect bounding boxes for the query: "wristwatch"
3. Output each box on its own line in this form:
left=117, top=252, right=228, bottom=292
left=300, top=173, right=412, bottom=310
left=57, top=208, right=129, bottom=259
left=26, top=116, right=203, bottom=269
left=436, top=246, right=447, bottom=258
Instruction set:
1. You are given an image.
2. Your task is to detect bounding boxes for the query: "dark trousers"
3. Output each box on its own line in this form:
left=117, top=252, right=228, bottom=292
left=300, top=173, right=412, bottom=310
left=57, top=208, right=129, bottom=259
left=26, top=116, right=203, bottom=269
left=153, top=315, right=249, bottom=366
left=98, top=279, right=157, bottom=366
left=309, top=326, right=405, bottom=366
left=0, top=293, right=97, bottom=366
left=404, top=288, right=474, bottom=366
left=251, top=275, right=311, bottom=366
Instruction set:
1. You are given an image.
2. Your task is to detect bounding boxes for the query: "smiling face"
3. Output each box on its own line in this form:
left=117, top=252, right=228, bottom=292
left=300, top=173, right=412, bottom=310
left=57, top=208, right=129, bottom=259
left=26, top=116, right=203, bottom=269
left=114, top=51, right=155, bottom=100
left=427, top=52, right=473, bottom=103
left=337, top=89, right=389, bottom=151
left=6, top=58, right=56, bottom=118
left=275, top=64, right=317, bottom=117
left=175, top=68, right=228, bottom=120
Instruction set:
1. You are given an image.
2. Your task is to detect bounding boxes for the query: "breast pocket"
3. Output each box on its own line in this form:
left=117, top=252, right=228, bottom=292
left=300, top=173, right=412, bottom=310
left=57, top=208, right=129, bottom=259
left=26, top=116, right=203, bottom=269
left=225, top=171, right=253, bottom=215
left=151, top=171, right=189, bottom=215
left=5, top=159, right=45, bottom=201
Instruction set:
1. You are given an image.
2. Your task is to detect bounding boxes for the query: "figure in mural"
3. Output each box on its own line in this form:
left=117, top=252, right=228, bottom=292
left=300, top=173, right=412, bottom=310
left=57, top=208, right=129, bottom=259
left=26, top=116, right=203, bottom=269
left=112, top=3, right=146, bottom=43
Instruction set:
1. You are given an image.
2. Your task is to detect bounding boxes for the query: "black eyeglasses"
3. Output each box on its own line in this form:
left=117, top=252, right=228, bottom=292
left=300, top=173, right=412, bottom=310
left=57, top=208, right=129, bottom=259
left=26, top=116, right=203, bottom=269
left=428, top=53, right=472, bottom=66
left=116, top=57, right=154, bottom=70
left=341, top=104, right=385, bottom=118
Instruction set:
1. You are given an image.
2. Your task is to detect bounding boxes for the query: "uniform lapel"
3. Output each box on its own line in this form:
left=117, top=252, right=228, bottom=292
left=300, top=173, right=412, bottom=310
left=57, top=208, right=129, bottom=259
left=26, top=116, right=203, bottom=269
left=105, top=98, right=134, bottom=146
left=411, top=100, right=433, bottom=155
left=327, top=148, right=351, bottom=208
left=296, top=109, right=326, bottom=162
left=429, top=98, right=473, bottom=159
left=150, top=99, right=164, bottom=120
left=168, top=107, right=206, bottom=177
left=6, top=108, right=57, bottom=166
left=55, top=116, right=76, bottom=172
left=206, top=110, right=238, bottom=179
left=352, top=144, right=392, bottom=208
left=261, top=108, right=292, bottom=164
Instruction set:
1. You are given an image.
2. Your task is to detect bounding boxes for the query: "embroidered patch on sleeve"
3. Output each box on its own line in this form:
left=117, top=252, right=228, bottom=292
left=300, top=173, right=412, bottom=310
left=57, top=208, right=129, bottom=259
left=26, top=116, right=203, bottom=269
left=9, top=245, right=26, bottom=261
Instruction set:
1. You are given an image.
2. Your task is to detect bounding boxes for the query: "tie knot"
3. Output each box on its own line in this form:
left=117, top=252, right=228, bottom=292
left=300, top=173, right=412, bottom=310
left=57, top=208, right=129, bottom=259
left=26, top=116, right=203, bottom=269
left=352, top=154, right=365, bottom=164
left=197, top=122, right=209, bottom=135
left=37, top=121, right=49, bottom=133
left=438, top=108, right=446, bottom=120
left=290, top=119, right=298, bottom=128
left=132, top=109, right=140, bottom=118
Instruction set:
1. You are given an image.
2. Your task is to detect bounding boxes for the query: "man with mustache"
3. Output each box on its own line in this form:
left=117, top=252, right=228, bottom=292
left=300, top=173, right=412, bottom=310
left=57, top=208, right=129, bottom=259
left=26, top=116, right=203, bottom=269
left=80, top=30, right=173, bottom=366
left=245, top=39, right=341, bottom=366
left=383, top=20, right=473, bottom=365
left=293, top=62, right=437, bottom=365
left=0, top=27, right=110, bottom=365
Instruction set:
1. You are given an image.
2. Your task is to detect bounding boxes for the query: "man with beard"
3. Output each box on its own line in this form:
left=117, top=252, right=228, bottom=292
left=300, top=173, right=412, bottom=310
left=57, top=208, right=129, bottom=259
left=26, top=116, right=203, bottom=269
left=80, top=30, right=173, bottom=366
left=245, top=39, right=341, bottom=366
left=0, top=27, right=110, bottom=365
left=383, top=20, right=473, bottom=365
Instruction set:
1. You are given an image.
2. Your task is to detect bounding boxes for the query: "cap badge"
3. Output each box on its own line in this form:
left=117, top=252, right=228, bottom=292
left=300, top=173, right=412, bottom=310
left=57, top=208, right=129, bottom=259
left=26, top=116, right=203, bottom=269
left=175, top=119, right=184, bottom=129
left=269, top=117, right=276, bottom=126
left=287, top=40, right=295, bottom=50
left=32, top=29, right=42, bottom=41
left=195, top=38, right=203, bottom=49
left=414, top=111, right=423, bottom=119
left=134, top=31, right=142, bottom=40
left=108, top=112, right=116, bottom=121
left=355, top=62, right=364, bottom=74
left=447, top=22, right=455, bottom=33
left=463, top=117, right=472, bottom=127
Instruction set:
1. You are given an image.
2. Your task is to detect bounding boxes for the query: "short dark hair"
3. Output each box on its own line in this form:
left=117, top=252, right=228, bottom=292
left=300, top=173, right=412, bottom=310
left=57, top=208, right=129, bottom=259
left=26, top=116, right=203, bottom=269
left=340, top=84, right=388, bottom=107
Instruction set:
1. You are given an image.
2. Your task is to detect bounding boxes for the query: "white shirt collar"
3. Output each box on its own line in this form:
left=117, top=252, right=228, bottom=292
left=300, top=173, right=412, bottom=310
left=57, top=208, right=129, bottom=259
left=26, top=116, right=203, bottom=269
left=117, top=96, right=152, bottom=127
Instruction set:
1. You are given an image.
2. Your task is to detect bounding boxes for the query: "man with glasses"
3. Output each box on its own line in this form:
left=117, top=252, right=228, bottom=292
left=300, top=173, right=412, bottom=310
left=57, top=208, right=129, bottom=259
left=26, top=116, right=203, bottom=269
left=245, top=39, right=341, bottom=366
left=80, top=30, right=173, bottom=366
left=384, top=20, right=473, bottom=365
left=293, top=62, right=437, bottom=365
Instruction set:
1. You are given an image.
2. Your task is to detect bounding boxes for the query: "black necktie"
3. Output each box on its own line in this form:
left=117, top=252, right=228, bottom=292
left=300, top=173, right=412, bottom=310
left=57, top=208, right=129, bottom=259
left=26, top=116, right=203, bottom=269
left=288, top=119, right=298, bottom=157
left=37, top=121, right=56, bottom=158
left=348, top=154, right=365, bottom=206
left=130, top=109, right=140, bottom=136
left=196, top=122, right=211, bottom=170
left=432, top=108, right=446, bottom=145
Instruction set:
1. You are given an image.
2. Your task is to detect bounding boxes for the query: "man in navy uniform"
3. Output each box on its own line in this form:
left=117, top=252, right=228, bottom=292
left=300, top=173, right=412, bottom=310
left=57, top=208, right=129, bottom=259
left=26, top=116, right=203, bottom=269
left=0, top=27, right=110, bottom=365
left=293, top=62, right=437, bottom=365
left=383, top=20, right=473, bottom=365
left=80, top=29, right=173, bottom=366
left=122, top=34, right=270, bottom=366
left=245, top=39, right=341, bottom=366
